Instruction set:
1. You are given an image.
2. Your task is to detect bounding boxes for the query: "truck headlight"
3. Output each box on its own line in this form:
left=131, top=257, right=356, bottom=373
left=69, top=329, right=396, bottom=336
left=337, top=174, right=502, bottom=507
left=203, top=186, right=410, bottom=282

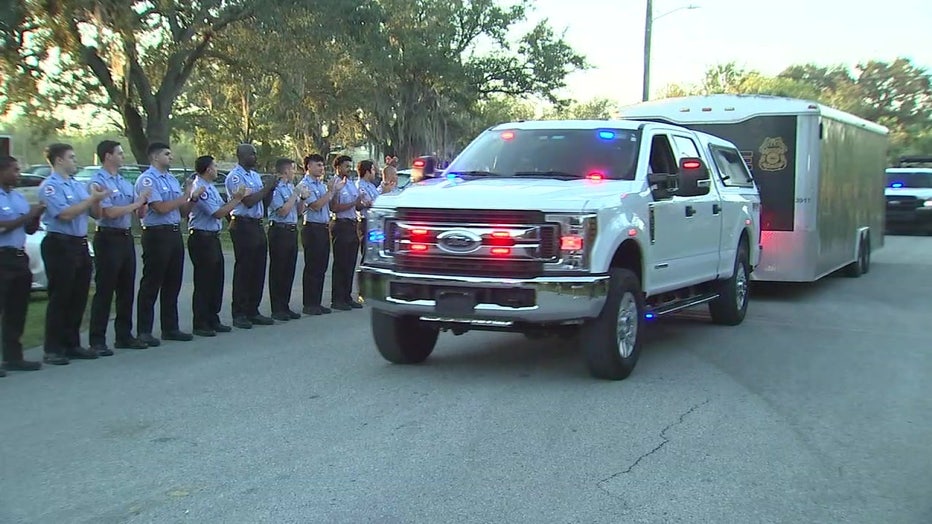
left=363, top=207, right=396, bottom=266
left=545, top=213, right=598, bottom=271
left=923, top=199, right=932, bottom=208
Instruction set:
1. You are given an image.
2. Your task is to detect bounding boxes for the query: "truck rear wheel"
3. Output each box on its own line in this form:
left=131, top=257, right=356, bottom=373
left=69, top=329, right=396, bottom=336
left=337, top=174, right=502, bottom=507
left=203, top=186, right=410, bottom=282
left=709, top=243, right=750, bottom=326
left=371, top=310, right=439, bottom=364
left=580, top=268, right=645, bottom=381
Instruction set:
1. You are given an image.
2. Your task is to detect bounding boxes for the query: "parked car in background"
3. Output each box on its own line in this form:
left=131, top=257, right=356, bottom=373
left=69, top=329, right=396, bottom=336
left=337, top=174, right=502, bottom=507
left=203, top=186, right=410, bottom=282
left=74, top=165, right=144, bottom=184
left=25, top=223, right=95, bottom=292
left=16, top=172, right=46, bottom=204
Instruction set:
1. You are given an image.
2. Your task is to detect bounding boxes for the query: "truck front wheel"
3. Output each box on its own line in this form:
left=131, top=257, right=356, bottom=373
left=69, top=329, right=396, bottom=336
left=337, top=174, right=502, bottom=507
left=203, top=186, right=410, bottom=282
left=371, top=310, right=439, bottom=364
left=709, top=243, right=750, bottom=325
left=580, top=268, right=645, bottom=381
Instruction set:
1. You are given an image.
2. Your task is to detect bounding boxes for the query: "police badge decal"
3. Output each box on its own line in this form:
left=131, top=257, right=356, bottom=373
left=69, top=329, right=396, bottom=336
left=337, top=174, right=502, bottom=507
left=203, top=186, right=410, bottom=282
left=758, top=137, right=789, bottom=171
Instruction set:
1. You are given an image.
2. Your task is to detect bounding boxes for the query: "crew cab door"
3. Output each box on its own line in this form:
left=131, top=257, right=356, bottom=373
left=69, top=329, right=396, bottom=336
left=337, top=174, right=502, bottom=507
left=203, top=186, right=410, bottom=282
left=644, top=131, right=722, bottom=294
left=669, top=133, right=723, bottom=283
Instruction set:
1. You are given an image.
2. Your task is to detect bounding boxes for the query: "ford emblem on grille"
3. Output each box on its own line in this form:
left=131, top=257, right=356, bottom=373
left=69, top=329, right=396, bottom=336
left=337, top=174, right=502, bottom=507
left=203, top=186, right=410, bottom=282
left=436, top=230, right=482, bottom=254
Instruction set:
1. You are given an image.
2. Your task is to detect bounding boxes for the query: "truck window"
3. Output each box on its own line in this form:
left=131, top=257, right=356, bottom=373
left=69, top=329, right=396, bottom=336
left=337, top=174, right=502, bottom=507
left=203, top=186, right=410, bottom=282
left=709, top=146, right=755, bottom=187
left=671, top=135, right=701, bottom=159
left=648, top=134, right=677, bottom=174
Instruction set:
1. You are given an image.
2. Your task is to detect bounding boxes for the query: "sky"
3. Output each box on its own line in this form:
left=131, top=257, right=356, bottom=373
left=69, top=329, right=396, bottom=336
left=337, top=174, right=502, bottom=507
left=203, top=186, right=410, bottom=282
left=524, top=0, right=932, bottom=105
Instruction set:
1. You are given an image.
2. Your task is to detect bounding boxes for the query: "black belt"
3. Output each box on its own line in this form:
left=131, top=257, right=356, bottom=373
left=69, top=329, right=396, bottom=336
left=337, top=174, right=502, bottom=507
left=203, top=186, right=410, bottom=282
left=142, top=224, right=180, bottom=232
left=189, top=229, right=221, bottom=236
left=303, top=220, right=329, bottom=227
left=47, top=232, right=88, bottom=243
left=269, top=222, right=297, bottom=231
left=0, top=247, right=26, bottom=257
left=232, top=216, right=262, bottom=224
left=333, top=218, right=357, bottom=223
left=96, top=226, right=132, bottom=236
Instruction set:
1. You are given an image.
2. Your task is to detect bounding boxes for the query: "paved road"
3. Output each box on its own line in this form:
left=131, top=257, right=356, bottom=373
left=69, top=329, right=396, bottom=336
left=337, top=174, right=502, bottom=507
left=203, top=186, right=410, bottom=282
left=2, top=235, right=931, bottom=523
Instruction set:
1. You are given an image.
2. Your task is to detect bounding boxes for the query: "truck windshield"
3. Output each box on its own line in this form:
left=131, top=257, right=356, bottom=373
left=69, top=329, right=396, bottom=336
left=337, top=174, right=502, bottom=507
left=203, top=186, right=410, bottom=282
left=887, top=171, right=932, bottom=188
left=446, top=128, right=640, bottom=180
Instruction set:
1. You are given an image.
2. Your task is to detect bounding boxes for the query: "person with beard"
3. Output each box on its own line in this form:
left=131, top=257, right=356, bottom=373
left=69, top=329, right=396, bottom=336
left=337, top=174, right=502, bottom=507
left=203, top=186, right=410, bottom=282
left=38, top=143, right=108, bottom=365
left=134, top=142, right=201, bottom=347
left=225, top=143, right=277, bottom=329
left=355, top=160, right=381, bottom=260
left=328, top=155, right=365, bottom=311
left=0, top=156, right=45, bottom=375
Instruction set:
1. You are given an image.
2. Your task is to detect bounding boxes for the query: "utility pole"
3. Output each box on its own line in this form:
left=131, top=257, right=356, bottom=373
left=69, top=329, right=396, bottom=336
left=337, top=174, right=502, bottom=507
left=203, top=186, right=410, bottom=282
left=642, top=0, right=653, bottom=102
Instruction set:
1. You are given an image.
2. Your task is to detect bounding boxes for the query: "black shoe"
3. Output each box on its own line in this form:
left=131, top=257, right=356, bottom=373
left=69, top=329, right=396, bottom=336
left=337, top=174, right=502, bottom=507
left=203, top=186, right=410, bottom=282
left=233, top=317, right=253, bottom=329
left=138, top=334, right=161, bottom=347
left=349, top=301, right=363, bottom=309
left=115, top=338, right=148, bottom=350
left=212, top=323, right=233, bottom=333
left=249, top=315, right=275, bottom=326
left=331, top=303, right=352, bottom=311
left=43, top=353, right=69, bottom=365
left=303, top=306, right=322, bottom=315
left=3, top=360, right=42, bottom=371
left=288, top=310, right=302, bottom=319
left=90, top=344, right=114, bottom=357
left=0, top=368, right=5, bottom=377
left=271, top=312, right=292, bottom=322
left=193, top=328, right=216, bottom=337
left=163, top=330, right=193, bottom=342
left=67, top=347, right=98, bottom=360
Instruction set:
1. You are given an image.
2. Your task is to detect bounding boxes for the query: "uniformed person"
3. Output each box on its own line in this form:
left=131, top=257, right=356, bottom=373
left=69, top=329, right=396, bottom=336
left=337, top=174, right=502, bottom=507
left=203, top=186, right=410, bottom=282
left=329, top=155, right=364, bottom=311
left=134, top=142, right=199, bottom=347
left=0, top=156, right=44, bottom=375
left=38, top=143, right=108, bottom=365
left=355, top=160, right=381, bottom=260
left=298, top=154, right=343, bottom=316
left=187, top=155, right=246, bottom=337
left=87, top=140, right=149, bottom=356
left=225, top=143, right=277, bottom=329
left=267, top=158, right=308, bottom=321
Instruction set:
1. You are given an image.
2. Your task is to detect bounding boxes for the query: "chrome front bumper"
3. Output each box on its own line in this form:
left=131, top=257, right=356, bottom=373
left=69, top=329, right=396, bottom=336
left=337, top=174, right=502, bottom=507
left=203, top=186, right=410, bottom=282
left=357, top=266, right=609, bottom=324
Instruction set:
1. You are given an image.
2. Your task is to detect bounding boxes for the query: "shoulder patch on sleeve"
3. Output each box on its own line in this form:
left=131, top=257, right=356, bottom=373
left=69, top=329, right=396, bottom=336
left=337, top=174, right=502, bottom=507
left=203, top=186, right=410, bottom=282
left=141, top=177, right=153, bottom=187
left=200, top=190, right=209, bottom=200
left=43, top=185, right=55, bottom=196
left=230, top=174, right=240, bottom=184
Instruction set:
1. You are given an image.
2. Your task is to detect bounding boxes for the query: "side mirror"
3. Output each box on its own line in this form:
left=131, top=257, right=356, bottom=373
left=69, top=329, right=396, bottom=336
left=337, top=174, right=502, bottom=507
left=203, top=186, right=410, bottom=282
left=410, top=155, right=438, bottom=183
left=648, top=172, right=678, bottom=200
left=676, top=157, right=711, bottom=197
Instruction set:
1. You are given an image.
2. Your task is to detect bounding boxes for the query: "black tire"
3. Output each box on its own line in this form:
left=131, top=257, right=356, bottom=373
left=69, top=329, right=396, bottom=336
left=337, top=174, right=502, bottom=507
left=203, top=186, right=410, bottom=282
left=371, top=309, right=439, bottom=364
left=844, top=234, right=869, bottom=278
left=580, top=268, right=645, bottom=381
left=709, top=243, right=750, bottom=326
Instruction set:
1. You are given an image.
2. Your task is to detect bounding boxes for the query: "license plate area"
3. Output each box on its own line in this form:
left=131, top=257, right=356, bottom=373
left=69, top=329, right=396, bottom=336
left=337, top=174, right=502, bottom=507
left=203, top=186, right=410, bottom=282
left=434, top=288, right=478, bottom=315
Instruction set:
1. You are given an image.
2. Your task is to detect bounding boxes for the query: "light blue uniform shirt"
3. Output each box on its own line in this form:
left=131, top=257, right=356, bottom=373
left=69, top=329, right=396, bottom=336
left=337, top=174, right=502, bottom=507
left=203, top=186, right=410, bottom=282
left=0, top=187, right=30, bottom=248
left=225, top=165, right=265, bottom=219
left=332, top=176, right=359, bottom=220
left=298, top=175, right=330, bottom=224
left=91, top=169, right=136, bottom=229
left=135, top=167, right=182, bottom=227
left=269, top=180, right=298, bottom=224
left=188, top=177, right=224, bottom=231
left=39, top=172, right=90, bottom=236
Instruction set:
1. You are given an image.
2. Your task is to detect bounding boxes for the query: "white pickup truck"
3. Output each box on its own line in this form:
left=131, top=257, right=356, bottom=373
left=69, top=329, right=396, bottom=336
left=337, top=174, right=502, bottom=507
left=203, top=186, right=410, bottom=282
left=357, top=120, right=762, bottom=380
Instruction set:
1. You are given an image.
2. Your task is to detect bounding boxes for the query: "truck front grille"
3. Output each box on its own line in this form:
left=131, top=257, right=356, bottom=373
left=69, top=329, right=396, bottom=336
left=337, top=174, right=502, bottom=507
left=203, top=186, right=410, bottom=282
left=886, top=196, right=921, bottom=210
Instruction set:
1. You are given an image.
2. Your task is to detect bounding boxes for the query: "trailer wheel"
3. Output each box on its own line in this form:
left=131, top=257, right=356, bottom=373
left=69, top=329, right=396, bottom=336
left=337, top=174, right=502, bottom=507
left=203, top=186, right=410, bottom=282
left=709, top=243, right=750, bottom=326
left=844, top=233, right=869, bottom=278
left=580, top=268, right=645, bottom=381
left=371, top=310, right=439, bottom=364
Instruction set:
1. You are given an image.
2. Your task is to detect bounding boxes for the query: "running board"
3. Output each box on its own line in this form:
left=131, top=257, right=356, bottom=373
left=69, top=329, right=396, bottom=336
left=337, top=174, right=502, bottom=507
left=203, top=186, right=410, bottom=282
left=645, top=292, right=720, bottom=319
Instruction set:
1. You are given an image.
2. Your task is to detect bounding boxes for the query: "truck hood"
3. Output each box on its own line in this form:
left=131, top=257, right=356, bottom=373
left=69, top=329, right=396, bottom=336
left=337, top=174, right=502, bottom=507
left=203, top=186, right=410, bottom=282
left=375, top=176, right=645, bottom=212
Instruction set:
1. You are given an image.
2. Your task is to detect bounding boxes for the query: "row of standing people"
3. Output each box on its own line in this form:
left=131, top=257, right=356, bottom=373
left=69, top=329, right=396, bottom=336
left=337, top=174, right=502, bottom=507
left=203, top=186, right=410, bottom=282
left=0, top=141, right=398, bottom=375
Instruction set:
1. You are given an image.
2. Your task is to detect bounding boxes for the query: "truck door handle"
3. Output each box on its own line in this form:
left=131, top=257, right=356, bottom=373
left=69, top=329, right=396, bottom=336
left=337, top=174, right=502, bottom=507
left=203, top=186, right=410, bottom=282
left=685, top=205, right=696, bottom=217
left=712, top=204, right=721, bottom=215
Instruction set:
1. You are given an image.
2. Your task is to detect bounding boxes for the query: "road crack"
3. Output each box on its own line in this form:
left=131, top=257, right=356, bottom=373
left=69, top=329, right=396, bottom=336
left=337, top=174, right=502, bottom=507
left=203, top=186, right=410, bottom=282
left=598, top=398, right=711, bottom=496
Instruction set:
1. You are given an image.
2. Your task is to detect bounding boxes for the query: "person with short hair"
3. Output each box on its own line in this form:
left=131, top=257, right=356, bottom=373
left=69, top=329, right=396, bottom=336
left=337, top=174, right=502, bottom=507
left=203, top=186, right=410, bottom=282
left=328, top=155, right=364, bottom=311
left=0, top=155, right=45, bottom=375
left=297, top=154, right=343, bottom=315
left=266, top=158, right=308, bottom=321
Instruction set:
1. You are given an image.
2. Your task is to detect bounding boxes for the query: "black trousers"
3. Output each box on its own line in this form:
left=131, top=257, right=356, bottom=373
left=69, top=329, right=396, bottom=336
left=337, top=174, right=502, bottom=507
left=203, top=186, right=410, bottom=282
left=89, top=229, right=136, bottom=346
left=301, top=222, right=330, bottom=308
left=137, top=226, right=184, bottom=335
left=229, top=218, right=267, bottom=319
left=330, top=219, right=359, bottom=306
left=41, top=233, right=92, bottom=354
left=0, top=248, right=32, bottom=362
left=187, top=230, right=224, bottom=330
left=268, top=224, right=298, bottom=314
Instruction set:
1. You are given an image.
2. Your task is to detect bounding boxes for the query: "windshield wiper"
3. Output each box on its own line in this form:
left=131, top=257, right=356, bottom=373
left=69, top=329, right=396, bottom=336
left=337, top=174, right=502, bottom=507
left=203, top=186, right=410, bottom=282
left=443, top=170, right=502, bottom=177
left=511, top=171, right=581, bottom=180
